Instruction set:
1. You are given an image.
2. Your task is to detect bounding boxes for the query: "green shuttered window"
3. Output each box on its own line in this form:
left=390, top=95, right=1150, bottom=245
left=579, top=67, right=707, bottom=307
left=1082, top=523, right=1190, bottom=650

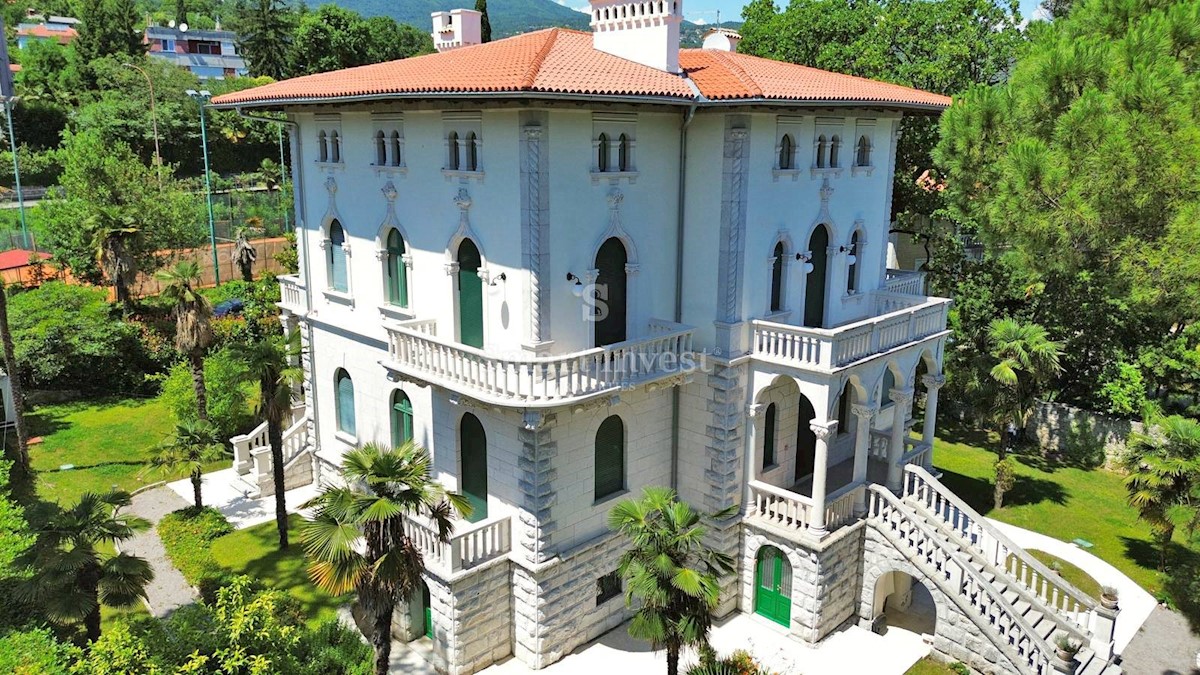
left=391, top=390, right=413, bottom=448
left=386, top=229, right=408, bottom=307
left=594, top=415, right=625, bottom=500
left=335, top=368, right=355, bottom=437
left=457, top=239, right=484, bottom=348
left=328, top=221, right=348, bottom=293
left=460, top=413, right=488, bottom=522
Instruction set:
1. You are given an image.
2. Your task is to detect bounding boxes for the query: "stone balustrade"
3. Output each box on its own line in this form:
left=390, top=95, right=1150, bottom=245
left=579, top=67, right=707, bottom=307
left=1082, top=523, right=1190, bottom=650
left=384, top=317, right=694, bottom=407
left=751, top=291, right=949, bottom=372
left=749, top=480, right=865, bottom=533
left=402, top=512, right=513, bottom=577
left=884, top=268, right=926, bottom=295
left=278, top=274, right=306, bottom=313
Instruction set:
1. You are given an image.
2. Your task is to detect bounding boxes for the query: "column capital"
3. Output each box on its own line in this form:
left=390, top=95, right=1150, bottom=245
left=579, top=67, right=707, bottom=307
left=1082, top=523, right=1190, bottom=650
left=889, top=387, right=914, bottom=405
left=921, top=373, right=946, bottom=390
left=746, top=403, right=764, bottom=418
left=851, top=403, right=879, bottom=421
left=810, top=420, right=837, bottom=440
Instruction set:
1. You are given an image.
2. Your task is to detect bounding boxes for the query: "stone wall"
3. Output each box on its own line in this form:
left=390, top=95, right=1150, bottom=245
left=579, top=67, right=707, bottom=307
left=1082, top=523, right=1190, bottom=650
left=444, top=560, right=512, bottom=675
left=1026, top=401, right=1142, bottom=469
left=255, top=450, right=314, bottom=497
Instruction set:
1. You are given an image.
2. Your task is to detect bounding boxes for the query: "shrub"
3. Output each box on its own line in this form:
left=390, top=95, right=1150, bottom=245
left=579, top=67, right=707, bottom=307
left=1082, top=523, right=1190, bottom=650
left=275, top=230, right=299, bottom=274
left=0, top=626, right=72, bottom=674
left=157, top=347, right=253, bottom=439
left=949, top=663, right=970, bottom=675
left=157, top=507, right=234, bottom=591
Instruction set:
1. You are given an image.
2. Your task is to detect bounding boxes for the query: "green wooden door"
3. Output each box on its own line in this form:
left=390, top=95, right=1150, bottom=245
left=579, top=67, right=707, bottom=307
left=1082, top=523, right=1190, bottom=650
left=795, top=396, right=816, bottom=482
left=755, top=546, right=792, bottom=627
left=594, top=237, right=627, bottom=347
left=460, top=413, right=488, bottom=522
left=457, top=239, right=484, bottom=348
left=594, top=415, right=625, bottom=500
left=421, top=583, right=433, bottom=639
left=391, top=390, right=413, bottom=449
left=804, top=225, right=829, bottom=328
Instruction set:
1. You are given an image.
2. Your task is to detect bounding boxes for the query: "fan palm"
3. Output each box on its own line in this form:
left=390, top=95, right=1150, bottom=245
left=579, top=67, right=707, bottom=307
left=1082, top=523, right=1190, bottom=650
left=17, top=490, right=154, bottom=642
left=157, top=261, right=214, bottom=422
left=987, top=318, right=1063, bottom=456
left=1124, top=415, right=1200, bottom=570
left=91, top=211, right=142, bottom=308
left=149, top=420, right=227, bottom=509
left=303, top=442, right=470, bottom=675
left=608, top=487, right=736, bottom=675
left=232, top=327, right=303, bottom=548
left=232, top=228, right=258, bottom=282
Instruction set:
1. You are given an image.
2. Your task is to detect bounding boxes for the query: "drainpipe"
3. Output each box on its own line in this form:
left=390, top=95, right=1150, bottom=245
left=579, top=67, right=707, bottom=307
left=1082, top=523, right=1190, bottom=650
left=670, top=103, right=698, bottom=490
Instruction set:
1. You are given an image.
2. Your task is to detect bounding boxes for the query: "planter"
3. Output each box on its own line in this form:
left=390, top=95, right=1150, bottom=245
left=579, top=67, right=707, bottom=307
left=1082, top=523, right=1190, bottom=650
left=1101, top=594, right=1119, bottom=610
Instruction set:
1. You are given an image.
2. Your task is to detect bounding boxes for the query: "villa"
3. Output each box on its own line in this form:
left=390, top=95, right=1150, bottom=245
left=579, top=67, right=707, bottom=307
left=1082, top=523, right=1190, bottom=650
left=212, top=5, right=1124, bottom=674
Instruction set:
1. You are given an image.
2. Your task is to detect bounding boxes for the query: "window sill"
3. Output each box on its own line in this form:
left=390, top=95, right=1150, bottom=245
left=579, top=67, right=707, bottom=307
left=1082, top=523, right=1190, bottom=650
left=590, top=171, right=638, bottom=185
left=772, top=169, right=802, bottom=182
left=442, top=169, right=484, bottom=183
left=372, top=165, right=408, bottom=176
left=851, top=165, right=874, bottom=177
left=593, top=488, right=629, bottom=507
left=315, top=161, right=345, bottom=171
left=322, top=289, right=355, bottom=307
left=810, top=167, right=844, bottom=179
left=378, top=303, right=414, bottom=321
left=334, top=430, right=358, bottom=446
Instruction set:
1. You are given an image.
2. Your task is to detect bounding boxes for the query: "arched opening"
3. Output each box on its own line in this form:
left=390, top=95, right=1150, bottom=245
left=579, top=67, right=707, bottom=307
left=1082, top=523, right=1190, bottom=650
left=871, top=571, right=936, bottom=636
left=778, top=133, right=794, bottom=170
left=836, top=380, right=854, bottom=437
left=770, top=241, right=785, bottom=312
left=597, top=133, right=610, bottom=172
left=459, top=413, right=488, bottom=522
left=447, top=131, right=460, bottom=170
left=330, top=130, right=341, bottom=163
left=594, top=415, right=625, bottom=500
left=594, top=237, right=628, bottom=347
left=327, top=220, right=348, bottom=293
left=754, top=545, right=792, bottom=627
left=815, top=135, right=827, bottom=169
left=317, top=130, right=328, bottom=163
left=847, top=231, right=861, bottom=294
left=830, top=134, right=841, bottom=168
left=794, top=394, right=817, bottom=482
left=391, top=389, right=413, bottom=448
left=465, top=131, right=479, bottom=171
left=385, top=228, right=407, bottom=307
left=374, top=130, right=387, bottom=166
left=456, top=239, right=484, bottom=348
left=856, top=135, right=871, bottom=167
left=803, top=225, right=830, bottom=328
left=335, top=368, right=355, bottom=437
left=912, top=358, right=931, bottom=426
left=390, top=131, right=402, bottom=166
left=419, top=580, right=433, bottom=639
left=762, top=402, right=777, bottom=469
left=618, top=133, right=630, bottom=171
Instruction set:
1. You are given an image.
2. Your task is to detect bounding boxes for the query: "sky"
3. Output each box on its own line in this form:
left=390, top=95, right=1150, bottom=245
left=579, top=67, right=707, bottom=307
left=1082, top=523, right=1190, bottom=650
left=561, top=0, right=1049, bottom=27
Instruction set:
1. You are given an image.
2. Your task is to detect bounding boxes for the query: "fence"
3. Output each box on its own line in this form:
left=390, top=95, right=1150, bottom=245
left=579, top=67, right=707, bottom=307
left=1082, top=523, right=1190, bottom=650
left=129, top=236, right=291, bottom=296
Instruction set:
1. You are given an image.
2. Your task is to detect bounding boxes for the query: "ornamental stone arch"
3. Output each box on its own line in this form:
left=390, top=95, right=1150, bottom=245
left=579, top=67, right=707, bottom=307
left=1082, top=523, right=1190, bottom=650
left=740, top=530, right=809, bottom=620
left=591, top=188, right=640, bottom=266
left=319, top=175, right=346, bottom=242
left=373, top=181, right=412, bottom=256
left=443, top=188, right=492, bottom=279
left=860, top=557, right=949, bottom=630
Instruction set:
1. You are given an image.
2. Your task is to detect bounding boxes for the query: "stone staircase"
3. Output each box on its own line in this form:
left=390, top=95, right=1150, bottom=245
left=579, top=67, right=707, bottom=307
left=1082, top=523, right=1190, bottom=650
left=229, top=403, right=312, bottom=498
left=866, top=476, right=1122, bottom=675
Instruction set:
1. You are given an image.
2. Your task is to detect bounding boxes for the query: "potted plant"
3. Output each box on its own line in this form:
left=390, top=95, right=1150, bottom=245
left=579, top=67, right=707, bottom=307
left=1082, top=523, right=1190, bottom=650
left=1055, top=635, right=1081, bottom=662
left=1100, top=586, right=1119, bottom=610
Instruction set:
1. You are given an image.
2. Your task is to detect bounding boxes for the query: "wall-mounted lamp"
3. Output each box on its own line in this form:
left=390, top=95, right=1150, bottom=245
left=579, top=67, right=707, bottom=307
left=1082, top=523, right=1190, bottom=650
left=838, top=245, right=850, bottom=253
left=566, top=272, right=584, bottom=298
left=566, top=272, right=583, bottom=286
left=795, top=252, right=811, bottom=262
left=489, top=272, right=507, bottom=287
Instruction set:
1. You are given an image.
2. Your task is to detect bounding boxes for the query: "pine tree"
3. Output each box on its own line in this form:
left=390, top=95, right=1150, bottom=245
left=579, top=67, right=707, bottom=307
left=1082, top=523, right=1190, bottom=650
left=475, top=0, right=492, bottom=43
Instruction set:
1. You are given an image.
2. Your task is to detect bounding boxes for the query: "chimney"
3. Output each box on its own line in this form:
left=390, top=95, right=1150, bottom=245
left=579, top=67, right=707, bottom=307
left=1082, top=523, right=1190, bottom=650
left=588, top=0, right=682, bottom=73
left=431, top=8, right=482, bottom=52
left=701, top=28, right=741, bottom=52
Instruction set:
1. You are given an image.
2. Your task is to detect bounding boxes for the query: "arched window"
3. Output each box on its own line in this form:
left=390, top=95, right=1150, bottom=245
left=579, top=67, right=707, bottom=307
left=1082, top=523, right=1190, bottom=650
left=618, top=134, right=630, bottom=171
left=829, top=135, right=841, bottom=168
left=881, top=367, right=897, bottom=407
left=385, top=228, right=407, bottom=307
left=847, top=231, right=860, bottom=294
left=317, top=130, right=328, bottom=163
left=390, top=131, right=402, bottom=166
left=327, top=220, right=348, bottom=292
left=391, top=390, right=413, bottom=448
left=594, top=237, right=628, bottom=347
left=763, top=403, right=777, bottom=468
left=836, top=381, right=853, bottom=436
left=374, top=131, right=386, bottom=166
left=447, top=131, right=460, bottom=170
left=466, top=131, right=478, bottom=171
left=597, top=133, right=610, bottom=172
left=816, top=135, right=827, bottom=169
left=594, top=415, right=625, bottom=500
left=330, top=130, right=341, bottom=163
left=456, top=239, right=484, bottom=348
left=335, top=369, right=355, bottom=437
left=770, top=241, right=785, bottom=312
left=856, top=135, right=871, bottom=167
left=460, top=413, right=488, bottom=522
left=779, top=134, right=794, bottom=170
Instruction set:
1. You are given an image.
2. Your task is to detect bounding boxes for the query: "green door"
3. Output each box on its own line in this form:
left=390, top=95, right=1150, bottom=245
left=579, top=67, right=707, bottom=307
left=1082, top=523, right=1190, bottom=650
left=594, top=237, right=627, bottom=347
left=457, top=239, right=484, bottom=348
left=421, top=583, right=433, bottom=639
left=460, top=413, right=488, bottom=522
left=755, top=546, right=792, bottom=627
left=391, top=390, right=413, bottom=449
left=804, top=225, right=829, bottom=328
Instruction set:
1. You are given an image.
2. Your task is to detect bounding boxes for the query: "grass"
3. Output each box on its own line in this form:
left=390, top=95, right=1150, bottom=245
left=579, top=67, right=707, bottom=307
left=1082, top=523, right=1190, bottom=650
left=904, top=656, right=967, bottom=674
left=932, top=422, right=1193, bottom=595
left=1005, top=549, right=1103, bottom=601
left=210, top=514, right=349, bottom=626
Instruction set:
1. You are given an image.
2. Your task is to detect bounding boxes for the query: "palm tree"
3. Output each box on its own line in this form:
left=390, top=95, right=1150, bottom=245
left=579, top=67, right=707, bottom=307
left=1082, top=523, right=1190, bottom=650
left=0, top=284, right=31, bottom=483
left=149, top=420, right=227, bottom=509
left=987, top=318, right=1064, bottom=457
left=1124, top=415, right=1200, bottom=570
left=17, top=491, right=154, bottom=642
left=157, top=261, right=214, bottom=422
left=232, top=229, right=258, bottom=282
left=608, top=487, right=736, bottom=675
left=90, top=210, right=142, bottom=308
left=233, top=327, right=302, bottom=548
left=303, top=442, right=470, bottom=675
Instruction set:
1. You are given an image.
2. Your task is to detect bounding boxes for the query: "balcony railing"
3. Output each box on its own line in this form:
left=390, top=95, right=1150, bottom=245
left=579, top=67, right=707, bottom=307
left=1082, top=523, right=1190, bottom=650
left=750, top=291, right=949, bottom=372
left=384, top=318, right=694, bottom=407
left=402, top=512, right=512, bottom=577
left=748, top=480, right=865, bottom=533
left=884, top=268, right=926, bottom=295
left=868, top=429, right=932, bottom=468
left=278, top=274, right=306, bottom=314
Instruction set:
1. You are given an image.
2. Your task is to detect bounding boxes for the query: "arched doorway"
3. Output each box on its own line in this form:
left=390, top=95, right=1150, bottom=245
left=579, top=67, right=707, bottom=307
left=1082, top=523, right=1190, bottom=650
left=754, top=546, right=792, bottom=627
left=871, top=571, right=936, bottom=636
left=794, top=395, right=817, bottom=482
left=460, top=413, right=488, bottom=522
left=594, top=237, right=628, bottom=347
left=420, top=581, right=433, bottom=639
left=804, top=225, right=830, bottom=328
left=457, top=239, right=484, bottom=348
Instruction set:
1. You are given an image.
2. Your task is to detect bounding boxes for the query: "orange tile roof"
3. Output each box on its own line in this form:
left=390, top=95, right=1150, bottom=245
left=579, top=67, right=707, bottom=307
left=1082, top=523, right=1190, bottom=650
left=16, top=24, right=78, bottom=45
left=212, top=27, right=950, bottom=110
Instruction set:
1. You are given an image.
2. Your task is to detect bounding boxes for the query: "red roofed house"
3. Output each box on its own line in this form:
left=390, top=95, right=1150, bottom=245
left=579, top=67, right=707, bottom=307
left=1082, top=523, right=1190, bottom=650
left=211, top=6, right=1121, bottom=675
left=16, top=16, right=80, bottom=49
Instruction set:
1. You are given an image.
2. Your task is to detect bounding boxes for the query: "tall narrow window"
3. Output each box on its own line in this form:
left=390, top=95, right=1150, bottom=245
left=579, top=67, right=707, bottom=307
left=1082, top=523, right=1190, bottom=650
left=597, top=133, right=610, bottom=172
left=595, top=415, right=625, bottom=500
left=374, top=131, right=386, bottom=166
left=816, top=135, right=827, bottom=168
left=847, top=231, right=860, bottom=294
left=617, top=133, right=630, bottom=171
left=318, top=130, right=329, bottom=163
left=391, top=390, right=413, bottom=449
left=770, top=242, right=785, bottom=312
left=856, top=135, right=871, bottom=167
left=447, top=131, right=460, bottom=170
left=385, top=228, right=407, bottom=307
left=882, top=367, right=897, bottom=407
left=466, top=131, right=478, bottom=171
left=328, top=220, right=348, bottom=293
left=830, top=135, right=841, bottom=168
left=335, top=369, right=356, bottom=437
left=763, top=403, right=777, bottom=468
left=837, top=381, right=853, bottom=436
left=330, top=130, right=341, bottom=163
left=460, top=413, right=488, bottom=522
left=779, top=134, right=794, bottom=170
left=390, top=131, right=402, bottom=166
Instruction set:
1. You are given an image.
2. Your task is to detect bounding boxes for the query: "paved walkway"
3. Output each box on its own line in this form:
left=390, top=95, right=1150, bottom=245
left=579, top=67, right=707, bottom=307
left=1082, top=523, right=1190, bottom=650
left=121, top=486, right=198, bottom=617
left=166, top=468, right=322, bottom=530
left=1121, top=606, right=1200, bottom=675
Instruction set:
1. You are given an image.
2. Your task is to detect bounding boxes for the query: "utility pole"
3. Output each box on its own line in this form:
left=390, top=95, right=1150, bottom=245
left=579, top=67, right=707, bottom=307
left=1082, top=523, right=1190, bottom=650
left=186, top=89, right=220, bottom=285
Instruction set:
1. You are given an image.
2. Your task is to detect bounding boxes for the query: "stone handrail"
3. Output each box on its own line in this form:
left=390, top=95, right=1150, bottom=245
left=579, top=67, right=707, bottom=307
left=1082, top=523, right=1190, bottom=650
left=231, top=403, right=307, bottom=476
left=278, top=274, right=306, bottom=312
left=824, top=482, right=863, bottom=529
left=903, top=465, right=1097, bottom=632
left=751, top=293, right=949, bottom=371
left=899, top=437, right=932, bottom=467
left=385, top=318, right=694, bottom=408
left=868, top=485, right=1055, bottom=673
left=749, top=480, right=814, bottom=530
left=402, top=511, right=512, bottom=576
left=884, top=269, right=926, bottom=296
left=249, top=414, right=309, bottom=476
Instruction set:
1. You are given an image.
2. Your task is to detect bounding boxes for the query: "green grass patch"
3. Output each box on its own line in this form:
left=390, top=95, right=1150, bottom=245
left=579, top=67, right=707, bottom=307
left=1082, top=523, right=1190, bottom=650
left=158, top=507, right=234, bottom=590
left=210, top=514, right=349, bottom=626
left=932, top=423, right=1192, bottom=595
left=1028, top=549, right=1103, bottom=601
left=904, top=656, right=969, bottom=675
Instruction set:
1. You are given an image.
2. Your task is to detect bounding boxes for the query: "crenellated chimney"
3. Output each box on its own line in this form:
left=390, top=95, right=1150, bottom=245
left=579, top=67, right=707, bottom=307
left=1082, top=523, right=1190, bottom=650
left=431, top=9, right=482, bottom=52
left=588, top=0, right=683, bottom=73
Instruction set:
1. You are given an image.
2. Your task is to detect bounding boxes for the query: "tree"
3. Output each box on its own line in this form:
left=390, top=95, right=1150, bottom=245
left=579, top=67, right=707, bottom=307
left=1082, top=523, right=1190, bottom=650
left=16, top=491, right=154, bottom=642
left=0, top=287, right=30, bottom=482
left=290, top=6, right=432, bottom=76
left=157, top=261, right=214, bottom=420
left=72, top=0, right=145, bottom=85
left=363, top=16, right=435, bottom=64
left=993, top=456, right=1016, bottom=509
left=233, top=328, right=302, bottom=548
left=233, top=0, right=297, bottom=79
left=232, top=229, right=258, bottom=282
left=1124, top=415, right=1200, bottom=570
left=303, top=443, right=470, bottom=675
left=475, top=0, right=492, bottom=43
left=987, top=318, right=1063, bottom=454
left=149, top=421, right=227, bottom=509
left=608, top=487, right=736, bottom=675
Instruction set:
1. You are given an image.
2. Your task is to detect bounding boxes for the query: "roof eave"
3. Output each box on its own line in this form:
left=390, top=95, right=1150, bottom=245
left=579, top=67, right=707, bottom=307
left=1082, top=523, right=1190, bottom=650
left=210, top=89, right=699, bottom=110
left=699, top=97, right=949, bottom=113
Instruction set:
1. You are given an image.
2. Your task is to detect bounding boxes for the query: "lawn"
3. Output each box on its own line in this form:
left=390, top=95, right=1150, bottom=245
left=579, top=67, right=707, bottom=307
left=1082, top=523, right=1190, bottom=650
left=210, top=514, right=349, bottom=626
left=932, top=423, right=1188, bottom=595
left=1005, top=550, right=1103, bottom=601
left=904, top=656, right=965, bottom=674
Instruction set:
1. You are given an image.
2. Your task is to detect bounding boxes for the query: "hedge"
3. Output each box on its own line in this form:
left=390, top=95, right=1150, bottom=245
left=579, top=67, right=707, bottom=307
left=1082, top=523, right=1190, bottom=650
left=157, top=507, right=235, bottom=599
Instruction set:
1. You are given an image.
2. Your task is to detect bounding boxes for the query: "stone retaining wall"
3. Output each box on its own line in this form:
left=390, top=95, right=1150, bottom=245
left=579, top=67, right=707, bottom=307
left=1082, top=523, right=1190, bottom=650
left=1026, top=401, right=1142, bottom=469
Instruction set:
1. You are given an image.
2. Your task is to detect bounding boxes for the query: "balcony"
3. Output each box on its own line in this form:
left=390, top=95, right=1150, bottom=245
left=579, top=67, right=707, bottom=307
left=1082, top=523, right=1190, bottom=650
left=884, top=268, right=926, bottom=295
left=750, top=291, right=950, bottom=373
left=402, top=512, right=512, bottom=579
left=383, top=318, right=695, bottom=408
left=278, top=274, right=307, bottom=314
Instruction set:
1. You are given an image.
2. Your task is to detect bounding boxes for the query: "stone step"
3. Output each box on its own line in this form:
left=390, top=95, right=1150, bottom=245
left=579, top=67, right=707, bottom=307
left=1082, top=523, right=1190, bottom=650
left=1031, top=616, right=1057, bottom=641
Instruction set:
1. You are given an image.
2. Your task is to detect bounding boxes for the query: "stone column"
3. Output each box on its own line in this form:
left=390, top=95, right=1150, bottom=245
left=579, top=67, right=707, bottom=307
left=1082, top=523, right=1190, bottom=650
left=1090, top=602, right=1119, bottom=660
left=744, top=403, right=763, bottom=513
left=808, top=419, right=837, bottom=538
left=886, top=387, right=914, bottom=492
left=920, top=373, right=945, bottom=471
left=851, top=403, right=878, bottom=515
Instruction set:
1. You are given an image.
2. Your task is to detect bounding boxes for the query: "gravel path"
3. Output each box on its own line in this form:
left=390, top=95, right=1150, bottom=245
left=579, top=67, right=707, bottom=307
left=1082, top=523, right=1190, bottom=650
left=1122, top=606, right=1200, bottom=675
left=121, top=486, right=197, bottom=617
